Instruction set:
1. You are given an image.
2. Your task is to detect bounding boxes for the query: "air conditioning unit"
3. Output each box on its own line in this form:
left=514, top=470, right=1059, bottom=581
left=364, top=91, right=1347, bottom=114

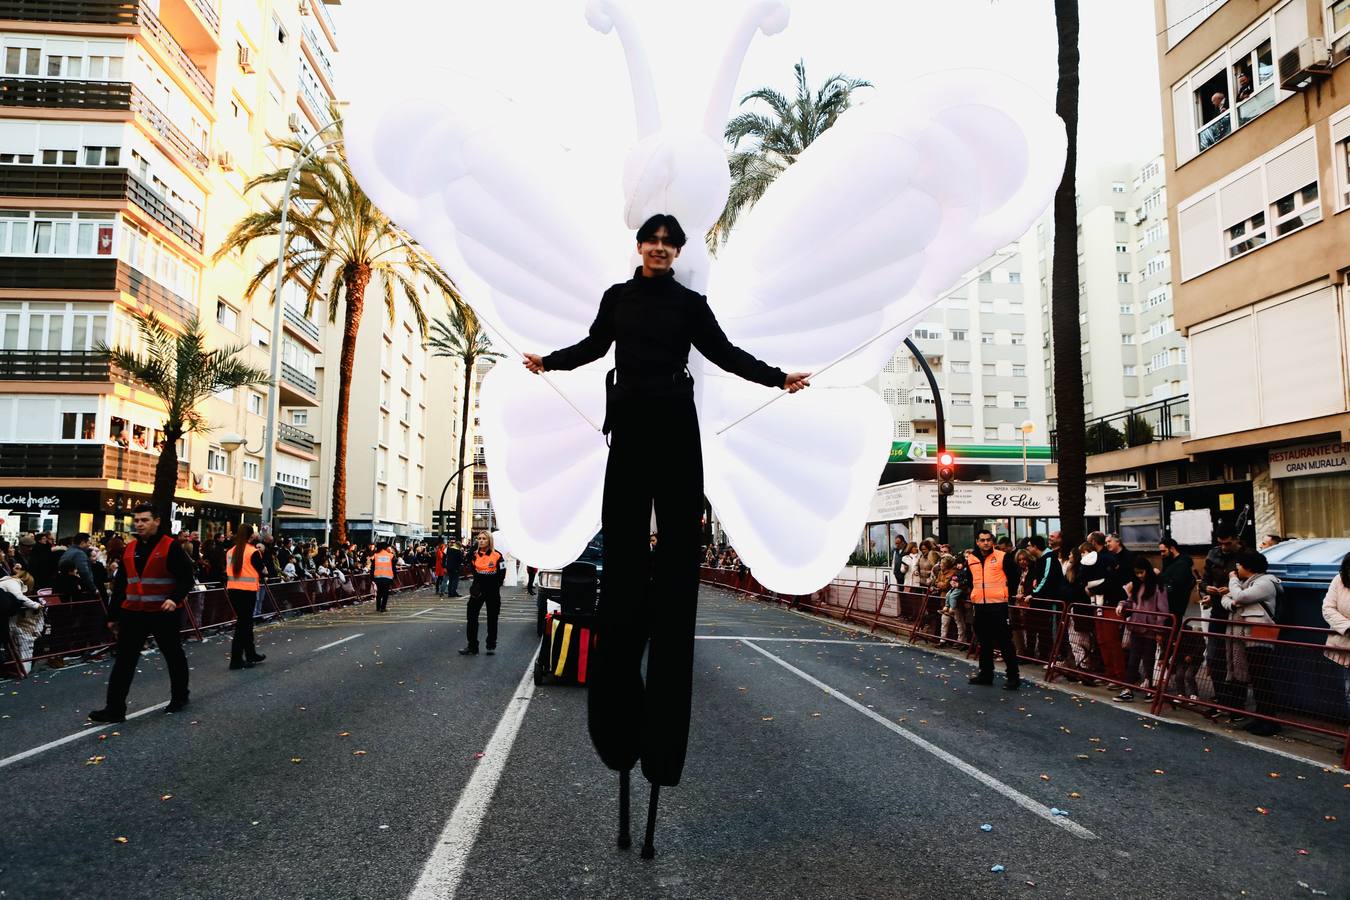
left=237, top=44, right=255, bottom=74
left=287, top=112, right=302, bottom=132
left=217, top=149, right=235, bottom=171
left=1278, top=37, right=1330, bottom=91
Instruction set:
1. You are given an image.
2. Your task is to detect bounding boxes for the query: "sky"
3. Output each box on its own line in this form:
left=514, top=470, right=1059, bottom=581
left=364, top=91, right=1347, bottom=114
left=332, top=0, right=1164, bottom=172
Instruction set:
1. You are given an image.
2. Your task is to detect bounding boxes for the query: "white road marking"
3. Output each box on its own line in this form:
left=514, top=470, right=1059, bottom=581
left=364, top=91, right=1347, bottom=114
left=0, top=702, right=170, bottom=771
left=313, top=633, right=364, bottom=652
left=408, top=655, right=537, bottom=900
left=740, top=639, right=1098, bottom=841
left=696, top=636, right=905, bottom=645
left=407, top=608, right=436, bottom=618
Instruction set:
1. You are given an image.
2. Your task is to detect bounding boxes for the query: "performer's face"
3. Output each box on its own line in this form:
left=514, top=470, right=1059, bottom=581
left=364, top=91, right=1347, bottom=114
left=637, top=226, right=680, bottom=275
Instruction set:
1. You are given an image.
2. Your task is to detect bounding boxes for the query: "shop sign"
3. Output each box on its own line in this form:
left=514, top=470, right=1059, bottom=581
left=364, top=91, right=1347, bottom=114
left=1269, top=441, right=1350, bottom=479
left=0, top=490, right=63, bottom=510
left=867, top=481, right=1106, bottom=522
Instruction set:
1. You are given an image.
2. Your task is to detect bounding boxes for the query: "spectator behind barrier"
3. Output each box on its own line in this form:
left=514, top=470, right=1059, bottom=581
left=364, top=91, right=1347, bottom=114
left=1223, top=550, right=1282, bottom=737
left=1320, top=552, right=1350, bottom=741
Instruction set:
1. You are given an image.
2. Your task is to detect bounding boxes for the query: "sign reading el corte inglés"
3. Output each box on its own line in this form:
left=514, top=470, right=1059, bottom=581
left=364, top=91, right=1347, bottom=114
left=866, top=481, right=1106, bottom=522
left=1269, top=441, right=1350, bottom=479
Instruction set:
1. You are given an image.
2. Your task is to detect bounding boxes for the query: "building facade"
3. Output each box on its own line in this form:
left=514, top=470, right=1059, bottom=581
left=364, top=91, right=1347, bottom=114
left=0, top=0, right=352, bottom=541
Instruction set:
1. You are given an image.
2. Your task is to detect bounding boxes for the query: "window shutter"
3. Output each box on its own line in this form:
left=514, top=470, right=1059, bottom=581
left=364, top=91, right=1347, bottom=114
left=1177, top=193, right=1222, bottom=280
left=1330, top=113, right=1350, bottom=146
left=1263, top=135, right=1317, bottom=200
left=1172, top=82, right=1196, bottom=166
left=1218, top=168, right=1264, bottom=226
left=1272, top=0, right=1309, bottom=57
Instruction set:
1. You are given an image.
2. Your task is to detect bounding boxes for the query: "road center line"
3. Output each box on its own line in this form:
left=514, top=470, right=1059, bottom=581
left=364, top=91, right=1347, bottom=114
left=0, top=702, right=170, bottom=771
left=313, top=633, right=364, bottom=652
left=407, top=608, right=436, bottom=618
left=740, top=639, right=1098, bottom=841
left=408, top=654, right=537, bottom=900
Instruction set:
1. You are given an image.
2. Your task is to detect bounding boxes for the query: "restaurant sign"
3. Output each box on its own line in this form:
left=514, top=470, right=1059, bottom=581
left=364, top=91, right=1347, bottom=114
left=1269, top=441, right=1350, bottom=479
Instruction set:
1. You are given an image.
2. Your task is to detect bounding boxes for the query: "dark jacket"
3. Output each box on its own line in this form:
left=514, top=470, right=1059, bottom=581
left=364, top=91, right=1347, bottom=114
left=109, top=535, right=195, bottom=619
left=444, top=546, right=463, bottom=572
left=1159, top=553, right=1196, bottom=621
left=1029, top=553, right=1068, bottom=605
left=541, top=268, right=786, bottom=389
left=1202, top=543, right=1243, bottom=622
left=28, top=542, right=55, bottom=589
left=57, top=545, right=97, bottom=595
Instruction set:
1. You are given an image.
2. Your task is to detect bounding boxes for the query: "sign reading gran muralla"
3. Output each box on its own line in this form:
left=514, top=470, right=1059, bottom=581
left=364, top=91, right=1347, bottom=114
left=0, top=491, right=63, bottom=510
left=1269, top=441, right=1350, bottom=480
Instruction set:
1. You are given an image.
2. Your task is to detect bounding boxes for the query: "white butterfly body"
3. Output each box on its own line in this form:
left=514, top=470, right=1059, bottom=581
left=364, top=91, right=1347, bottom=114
left=343, top=1, right=1065, bottom=593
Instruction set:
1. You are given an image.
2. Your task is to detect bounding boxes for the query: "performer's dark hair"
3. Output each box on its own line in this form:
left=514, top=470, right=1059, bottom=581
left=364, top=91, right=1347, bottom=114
left=636, top=214, right=687, bottom=248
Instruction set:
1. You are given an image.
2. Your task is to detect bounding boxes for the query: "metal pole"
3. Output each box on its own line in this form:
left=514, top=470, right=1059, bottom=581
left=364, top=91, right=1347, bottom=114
left=437, top=460, right=475, bottom=541
left=370, top=443, right=379, bottom=546
left=259, top=121, right=343, bottom=536
left=1023, top=431, right=1029, bottom=482
left=904, top=338, right=946, bottom=545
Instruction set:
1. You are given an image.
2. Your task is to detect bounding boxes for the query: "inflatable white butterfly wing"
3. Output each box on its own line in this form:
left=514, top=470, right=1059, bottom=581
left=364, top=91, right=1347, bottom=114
left=343, top=0, right=1065, bottom=591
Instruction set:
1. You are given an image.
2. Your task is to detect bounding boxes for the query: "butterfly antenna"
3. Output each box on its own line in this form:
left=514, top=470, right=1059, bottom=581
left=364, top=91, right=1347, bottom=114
left=702, top=0, right=790, bottom=141
left=586, top=0, right=662, bottom=138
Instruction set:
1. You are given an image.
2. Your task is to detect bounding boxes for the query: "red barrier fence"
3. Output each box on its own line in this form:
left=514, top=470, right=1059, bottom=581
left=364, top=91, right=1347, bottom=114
left=700, top=568, right=1350, bottom=767
left=2, top=566, right=433, bottom=680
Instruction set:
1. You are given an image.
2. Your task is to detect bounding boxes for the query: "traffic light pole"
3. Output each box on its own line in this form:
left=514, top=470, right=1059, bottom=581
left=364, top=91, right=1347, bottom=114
left=904, top=338, right=948, bottom=545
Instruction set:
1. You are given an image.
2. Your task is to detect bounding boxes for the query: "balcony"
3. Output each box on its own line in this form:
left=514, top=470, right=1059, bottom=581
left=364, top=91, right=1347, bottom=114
left=0, top=350, right=113, bottom=381
left=0, top=80, right=209, bottom=173
left=279, top=361, right=319, bottom=406
left=0, top=258, right=196, bottom=322
left=0, top=443, right=187, bottom=486
left=283, top=303, right=321, bottom=343
left=0, top=165, right=205, bottom=252
left=277, top=482, right=313, bottom=509
left=300, top=24, right=337, bottom=90
left=136, top=3, right=215, bottom=103
left=277, top=421, right=316, bottom=454
left=1050, top=394, right=1191, bottom=460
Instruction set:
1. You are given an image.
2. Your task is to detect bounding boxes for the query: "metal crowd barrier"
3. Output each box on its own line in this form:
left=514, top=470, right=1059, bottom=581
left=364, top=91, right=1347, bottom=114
left=1043, top=604, right=1177, bottom=701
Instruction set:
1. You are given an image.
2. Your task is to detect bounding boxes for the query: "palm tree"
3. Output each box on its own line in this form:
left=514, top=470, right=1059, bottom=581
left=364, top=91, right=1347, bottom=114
left=99, top=312, right=270, bottom=525
left=1050, top=0, right=1086, bottom=548
left=215, top=116, right=460, bottom=545
left=708, top=60, right=871, bottom=248
left=426, top=306, right=503, bottom=539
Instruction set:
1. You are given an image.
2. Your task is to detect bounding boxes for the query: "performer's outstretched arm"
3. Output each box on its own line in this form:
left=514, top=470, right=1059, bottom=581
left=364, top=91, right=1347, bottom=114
left=528, top=290, right=617, bottom=373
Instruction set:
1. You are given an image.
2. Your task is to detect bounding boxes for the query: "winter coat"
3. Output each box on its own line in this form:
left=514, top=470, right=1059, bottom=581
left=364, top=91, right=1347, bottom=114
left=1320, top=575, right=1350, bottom=668
left=1223, top=572, right=1281, bottom=647
left=1121, top=582, right=1171, bottom=629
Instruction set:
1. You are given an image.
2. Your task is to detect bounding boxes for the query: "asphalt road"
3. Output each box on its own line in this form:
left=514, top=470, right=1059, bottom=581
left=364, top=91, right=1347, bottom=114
left=2, top=584, right=1346, bottom=900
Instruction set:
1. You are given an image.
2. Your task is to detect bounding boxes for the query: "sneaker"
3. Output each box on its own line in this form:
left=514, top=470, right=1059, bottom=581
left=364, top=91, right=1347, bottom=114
left=485, top=647, right=495, bottom=656
left=247, top=653, right=266, bottom=663
left=87, top=708, right=126, bottom=724
left=1227, top=714, right=1248, bottom=726
left=457, top=647, right=478, bottom=656
left=166, top=698, right=189, bottom=714
left=1002, top=678, right=1021, bottom=691
left=967, top=674, right=994, bottom=686
left=1203, top=708, right=1223, bottom=720
left=1114, top=690, right=1135, bottom=702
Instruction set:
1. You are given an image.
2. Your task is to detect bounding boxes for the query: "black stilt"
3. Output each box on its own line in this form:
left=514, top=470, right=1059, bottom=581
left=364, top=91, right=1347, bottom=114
left=617, top=769, right=632, bottom=849
left=640, top=783, right=660, bottom=860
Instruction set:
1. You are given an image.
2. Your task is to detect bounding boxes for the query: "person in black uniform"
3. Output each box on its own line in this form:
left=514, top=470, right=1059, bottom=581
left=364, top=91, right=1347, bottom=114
left=459, top=531, right=505, bottom=656
left=523, top=213, right=810, bottom=859
left=89, top=503, right=195, bottom=723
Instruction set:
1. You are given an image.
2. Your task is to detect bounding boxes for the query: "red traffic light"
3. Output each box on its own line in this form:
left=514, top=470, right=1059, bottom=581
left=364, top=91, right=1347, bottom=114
left=937, top=451, right=954, bottom=467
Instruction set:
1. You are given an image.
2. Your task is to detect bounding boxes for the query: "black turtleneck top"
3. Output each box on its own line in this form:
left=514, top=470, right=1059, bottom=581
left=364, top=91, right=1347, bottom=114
left=540, top=268, right=786, bottom=389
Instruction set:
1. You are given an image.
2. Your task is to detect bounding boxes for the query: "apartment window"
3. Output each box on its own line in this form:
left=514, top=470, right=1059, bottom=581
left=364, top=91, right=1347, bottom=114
left=1120, top=304, right=1134, bottom=315
left=1272, top=183, right=1320, bottom=236
left=207, top=446, right=229, bottom=474
left=1007, top=272, right=1021, bottom=284
left=977, top=271, right=992, bottom=283
left=216, top=299, right=238, bottom=332
left=950, top=360, right=970, bottom=374
left=60, top=410, right=98, bottom=440
left=1150, top=351, right=1170, bottom=372
left=978, top=300, right=994, bottom=313
left=1012, top=395, right=1028, bottom=409
left=1123, top=365, right=1137, bottom=376
left=1145, top=288, right=1169, bottom=309
left=0, top=209, right=116, bottom=258
left=1145, top=254, right=1169, bottom=276
left=952, top=393, right=972, bottom=407
left=984, top=426, right=999, bottom=441
left=983, top=394, right=997, bottom=407
left=952, top=425, right=973, bottom=439
left=1122, top=334, right=1135, bottom=345
left=1007, top=301, right=1023, bottom=314
left=1114, top=210, right=1127, bottom=223
left=0, top=301, right=109, bottom=352
left=1226, top=211, right=1267, bottom=258
left=274, top=16, right=288, bottom=44
left=40, top=149, right=78, bottom=166
left=247, top=392, right=264, bottom=415
left=291, top=410, right=308, bottom=427
left=0, top=153, right=34, bottom=164
left=1009, top=333, right=1025, bottom=345
left=981, top=363, right=996, bottom=376
left=1338, top=121, right=1350, bottom=209
left=980, top=332, right=993, bottom=345
left=1116, top=272, right=1130, bottom=283
left=1111, top=182, right=1126, bottom=193
left=83, top=146, right=121, bottom=166
left=242, top=457, right=260, bottom=481
left=911, top=324, right=943, bottom=341
left=1115, top=243, right=1128, bottom=253
left=3, top=46, right=41, bottom=76
left=1012, top=364, right=1025, bottom=377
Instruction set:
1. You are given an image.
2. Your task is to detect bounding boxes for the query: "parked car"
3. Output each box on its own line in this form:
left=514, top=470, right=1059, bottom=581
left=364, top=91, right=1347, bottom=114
left=536, top=533, right=602, bottom=634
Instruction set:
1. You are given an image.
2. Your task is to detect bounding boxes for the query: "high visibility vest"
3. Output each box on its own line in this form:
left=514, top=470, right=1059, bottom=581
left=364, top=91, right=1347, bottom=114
left=966, top=549, right=1010, bottom=604
left=225, top=547, right=260, bottom=592
left=373, top=550, right=395, bottom=579
left=473, top=550, right=502, bottom=576
left=123, top=535, right=176, bottom=612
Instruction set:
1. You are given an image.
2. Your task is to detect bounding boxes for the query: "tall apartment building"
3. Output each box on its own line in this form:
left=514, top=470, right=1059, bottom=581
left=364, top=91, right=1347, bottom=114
left=872, top=233, right=1050, bottom=479
left=0, top=0, right=343, bottom=541
left=1081, top=0, right=1350, bottom=545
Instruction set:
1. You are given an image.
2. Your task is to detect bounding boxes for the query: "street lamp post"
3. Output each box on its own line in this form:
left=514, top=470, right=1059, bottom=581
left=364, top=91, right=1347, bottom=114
left=259, top=121, right=343, bottom=535
left=437, top=460, right=476, bottom=543
left=904, top=338, right=947, bottom=544
left=370, top=443, right=380, bottom=546
left=1019, top=419, right=1036, bottom=482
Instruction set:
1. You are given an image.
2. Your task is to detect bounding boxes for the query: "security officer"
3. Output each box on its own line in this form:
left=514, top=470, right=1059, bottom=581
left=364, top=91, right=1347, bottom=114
left=459, top=531, right=504, bottom=656
left=965, top=528, right=1023, bottom=690
left=225, top=524, right=267, bottom=669
left=89, top=503, right=194, bottom=723
left=523, top=213, right=810, bottom=858
left=371, top=542, right=395, bottom=612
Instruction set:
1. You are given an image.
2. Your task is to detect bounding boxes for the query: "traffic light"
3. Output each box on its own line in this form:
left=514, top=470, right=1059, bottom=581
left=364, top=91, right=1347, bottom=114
left=937, top=450, right=956, bottom=496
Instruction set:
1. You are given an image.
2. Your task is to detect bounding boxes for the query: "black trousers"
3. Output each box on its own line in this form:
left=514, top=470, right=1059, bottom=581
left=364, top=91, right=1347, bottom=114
left=1245, top=645, right=1278, bottom=716
left=465, top=581, right=500, bottom=649
left=105, top=610, right=189, bottom=712
left=589, top=394, right=702, bottom=787
left=973, top=602, right=1020, bottom=679
left=374, top=577, right=392, bottom=611
left=227, top=588, right=257, bottom=664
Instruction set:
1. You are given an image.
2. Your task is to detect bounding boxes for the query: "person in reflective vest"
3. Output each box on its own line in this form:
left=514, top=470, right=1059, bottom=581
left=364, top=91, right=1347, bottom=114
left=225, top=523, right=267, bottom=670
left=459, top=531, right=505, bottom=656
left=964, top=529, right=1023, bottom=690
left=88, top=503, right=195, bottom=724
left=371, top=543, right=396, bottom=612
